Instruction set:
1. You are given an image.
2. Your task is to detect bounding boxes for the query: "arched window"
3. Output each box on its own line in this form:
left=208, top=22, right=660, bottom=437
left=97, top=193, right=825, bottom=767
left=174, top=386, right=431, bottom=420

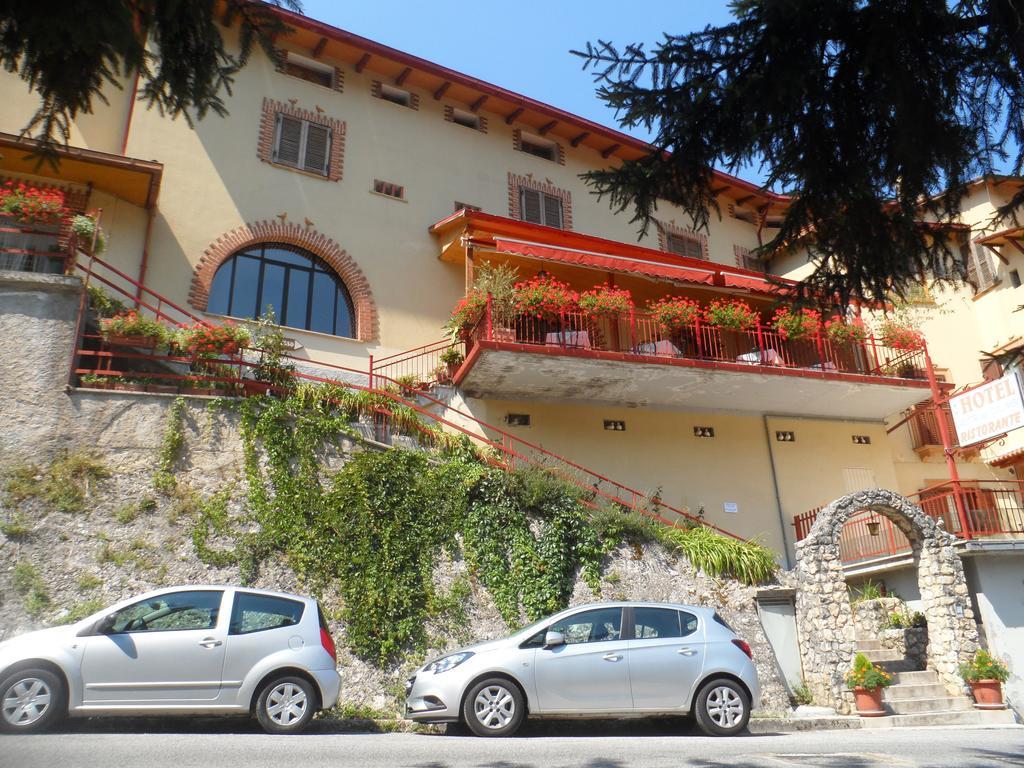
left=206, top=243, right=356, bottom=338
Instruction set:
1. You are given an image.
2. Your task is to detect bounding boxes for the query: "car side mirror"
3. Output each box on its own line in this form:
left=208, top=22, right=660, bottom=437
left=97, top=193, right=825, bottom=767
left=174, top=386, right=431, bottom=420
left=543, top=630, right=565, bottom=648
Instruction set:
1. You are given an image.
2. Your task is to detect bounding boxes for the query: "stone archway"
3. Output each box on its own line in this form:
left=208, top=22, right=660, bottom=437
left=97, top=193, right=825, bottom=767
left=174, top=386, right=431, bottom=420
left=793, top=488, right=979, bottom=712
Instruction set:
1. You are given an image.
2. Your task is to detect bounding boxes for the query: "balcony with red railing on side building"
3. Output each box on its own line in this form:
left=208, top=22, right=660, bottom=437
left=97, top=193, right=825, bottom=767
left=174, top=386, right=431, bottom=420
left=429, top=209, right=933, bottom=419
left=904, top=401, right=982, bottom=460
left=793, top=480, right=1024, bottom=567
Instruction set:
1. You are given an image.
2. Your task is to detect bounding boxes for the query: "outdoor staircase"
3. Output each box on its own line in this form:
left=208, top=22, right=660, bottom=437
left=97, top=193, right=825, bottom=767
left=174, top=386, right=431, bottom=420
left=854, top=639, right=1018, bottom=728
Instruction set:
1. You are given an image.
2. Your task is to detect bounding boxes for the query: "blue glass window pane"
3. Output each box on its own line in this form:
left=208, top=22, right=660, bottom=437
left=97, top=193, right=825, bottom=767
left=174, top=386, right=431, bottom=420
left=285, top=269, right=310, bottom=329
left=231, top=256, right=260, bottom=318
left=335, top=290, right=353, bottom=338
left=260, top=263, right=285, bottom=320
left=263, top=247, right=313, bottom=268
left=207, top=258, right=233, bottom=314
left=310, top=272, right=336, bottom=334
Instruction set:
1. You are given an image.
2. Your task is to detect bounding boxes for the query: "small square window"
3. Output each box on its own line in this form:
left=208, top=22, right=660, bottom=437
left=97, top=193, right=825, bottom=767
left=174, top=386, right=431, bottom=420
left=693, top=426, right=715, bottom=438
left=775, top=430, right=795, bottom=442
left=450, top=108, right=480, bottom=130
left=519, top=188, right=563, bottom=228
left=852, top=435, right=871, bottom=445
left=518, top=131, right=557, bottom=161
left=282, top=52, right=335, bottom=89
left=1011, top=269, right=1021, bottom=288
left=604, top=420, right=626, bottom=431
left=373, top=179, right=404, bottom=199
left=505, top=413, right=531, bottom=427
left=666, top=232, right=705, bottom=260
left=272, top=114, right=331, bottom=176
left=378, top=84, right=412, bottom=107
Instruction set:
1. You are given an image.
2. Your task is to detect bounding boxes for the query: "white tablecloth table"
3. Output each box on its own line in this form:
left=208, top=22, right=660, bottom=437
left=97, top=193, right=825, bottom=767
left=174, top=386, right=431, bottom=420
left=633, top=339, right=682, bottom=357
left=736, top=348, right=783, bottom=366
left=545, top=330, right=591, bottom=349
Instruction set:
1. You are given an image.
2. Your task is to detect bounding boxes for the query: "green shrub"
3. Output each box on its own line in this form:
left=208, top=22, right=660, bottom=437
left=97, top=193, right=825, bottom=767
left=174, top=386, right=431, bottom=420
left=960, top=650, right=1010, bottom=683
left=791, top=683, right=814, bottom=706
left=12, top=560, right=50, bottom=617
left=589, top=505, right=662, bottom=551
left=0, top=513, right=32, bottom=538
left=3, top=463, right=42, bottom=505
left=659, top=525, right=777, bottom=585
left=56, top=598, right=105, bottom=625
left=849, top=579, right=884, bottom=603
left=86, top=285, right=125, bottom=318
left=77, top=573, right=102, bottom=591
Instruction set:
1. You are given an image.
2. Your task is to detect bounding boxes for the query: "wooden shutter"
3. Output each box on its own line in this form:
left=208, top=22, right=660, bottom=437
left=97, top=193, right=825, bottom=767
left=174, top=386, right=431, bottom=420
left=274, top=115, right=302, bottom=166
left=542, top=193, right=563, bottom=228
left=302, top=124, right=331, bottom=175
left=968, top=243, right=998, bottom=292
left=520, top=189, right=543, bottom=224
left=668, top=233, right=702, bottom=260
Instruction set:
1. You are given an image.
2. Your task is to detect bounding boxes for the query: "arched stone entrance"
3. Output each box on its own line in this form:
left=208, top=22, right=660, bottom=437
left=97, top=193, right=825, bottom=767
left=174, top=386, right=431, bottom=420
left=793, top=489, right=979, bottom=712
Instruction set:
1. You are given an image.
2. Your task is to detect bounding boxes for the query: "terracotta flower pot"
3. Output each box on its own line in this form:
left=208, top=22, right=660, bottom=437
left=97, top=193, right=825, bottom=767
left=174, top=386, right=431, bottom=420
left=104, top=334, right=158, bottom=349
left=969, top=680, right=1005, bottom=709
left=852, top=686, right=886, bottom=716
left=243, top=380, right=272, bottom=397
left=178, top=386, right=217, bottom=397
left=146, top=383, right=178, bottom=394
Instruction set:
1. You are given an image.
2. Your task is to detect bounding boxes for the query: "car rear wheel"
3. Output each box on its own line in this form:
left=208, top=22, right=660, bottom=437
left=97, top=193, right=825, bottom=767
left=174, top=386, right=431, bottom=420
left=693, top=678, right=750, bottom=737
left=462, top=678, right=524, bottom=737
left=255, top=676, right=317, bottom=734
left=0, top=668, right=65, bottom=734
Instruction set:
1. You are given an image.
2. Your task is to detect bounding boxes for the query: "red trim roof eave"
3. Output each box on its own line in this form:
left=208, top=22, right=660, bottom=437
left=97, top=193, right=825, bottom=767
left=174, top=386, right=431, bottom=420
left=430, top=209, right=796, bottom=293
left=268, top=5, right=786, bottom=206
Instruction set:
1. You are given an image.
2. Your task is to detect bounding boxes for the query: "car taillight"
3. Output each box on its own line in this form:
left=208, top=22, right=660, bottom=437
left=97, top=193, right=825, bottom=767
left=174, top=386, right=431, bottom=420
left=732, top=639, right=752, bottom=659
left=320, top=627, right=337, bottom=661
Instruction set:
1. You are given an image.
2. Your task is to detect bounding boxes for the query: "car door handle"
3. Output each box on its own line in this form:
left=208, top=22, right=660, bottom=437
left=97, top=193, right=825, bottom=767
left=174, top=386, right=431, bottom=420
left=677, top=647, right=698, bottom=656
left=602, top=653, right=623, bottom=662
left=199, top=638, right=223, bottom=648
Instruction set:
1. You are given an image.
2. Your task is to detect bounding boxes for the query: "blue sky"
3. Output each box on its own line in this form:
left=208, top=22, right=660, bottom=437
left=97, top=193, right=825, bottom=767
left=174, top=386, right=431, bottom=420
left=300, top=1, right=735, bottom=144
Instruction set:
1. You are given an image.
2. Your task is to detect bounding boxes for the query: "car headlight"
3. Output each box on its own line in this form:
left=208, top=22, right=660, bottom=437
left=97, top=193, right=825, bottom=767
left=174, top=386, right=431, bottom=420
left=426, top=651, right=474, bottom=674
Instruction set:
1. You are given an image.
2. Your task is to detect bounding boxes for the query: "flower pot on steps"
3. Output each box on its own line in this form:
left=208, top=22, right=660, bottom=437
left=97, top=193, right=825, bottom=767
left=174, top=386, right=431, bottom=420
left=969, top=680, right=1006, bottom=709
left=852, top=686, right=886, bottom=716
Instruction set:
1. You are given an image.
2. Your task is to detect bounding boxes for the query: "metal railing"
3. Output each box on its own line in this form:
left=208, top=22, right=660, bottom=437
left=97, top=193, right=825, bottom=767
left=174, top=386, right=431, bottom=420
left=370, top=339, right=459, bottom=388
left=70, top=256, right=738, bottom=537
left=793, top=480, right=1024, bottom=564
left=471, top=303, right=929, bottom=382
left=0, top=217, right=69, bottom=275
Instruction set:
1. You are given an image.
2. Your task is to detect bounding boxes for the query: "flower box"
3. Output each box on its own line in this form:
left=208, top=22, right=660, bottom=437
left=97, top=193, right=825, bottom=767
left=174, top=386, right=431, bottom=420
left=178, top=386, right=218, bottom=397
left=104, top=334, right=159, bottom=349
left=244, top=380, right=272, bottom=397
left=145, top=383, right=178, bottom=394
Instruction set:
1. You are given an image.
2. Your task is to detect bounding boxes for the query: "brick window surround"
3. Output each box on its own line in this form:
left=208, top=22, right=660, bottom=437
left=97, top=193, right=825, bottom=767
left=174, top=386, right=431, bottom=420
left=371, top=81, right=420, bottom=110
left=275, top=49, right=345, bottom=93
left=656, top=220, right=709, bottom=260
left=189, top=220, right=378, bottom=342
left=444, top=105, right=488, bottom=133
left=257, top=97, right=346, bottom=182
left=507, top=173, right=573, bottom=230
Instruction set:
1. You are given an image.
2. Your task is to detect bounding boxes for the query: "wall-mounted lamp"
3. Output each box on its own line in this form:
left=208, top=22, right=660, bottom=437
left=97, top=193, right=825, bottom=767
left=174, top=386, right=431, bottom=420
left=604, top=420, right=626, bottom=431
left=693, top=426, right=715, bottom=438
left=775, top=431, right=795, bottom=442
left=852, top=435, right=872, bottom=445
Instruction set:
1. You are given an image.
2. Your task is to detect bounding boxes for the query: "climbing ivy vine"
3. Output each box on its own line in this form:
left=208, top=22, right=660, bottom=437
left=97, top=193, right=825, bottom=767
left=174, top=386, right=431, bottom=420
left=184, top=387, right=776, bottom=666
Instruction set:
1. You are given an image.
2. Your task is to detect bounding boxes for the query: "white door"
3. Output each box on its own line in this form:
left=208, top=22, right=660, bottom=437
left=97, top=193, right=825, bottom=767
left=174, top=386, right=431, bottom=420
left=80, top=590, right=227, bottom=704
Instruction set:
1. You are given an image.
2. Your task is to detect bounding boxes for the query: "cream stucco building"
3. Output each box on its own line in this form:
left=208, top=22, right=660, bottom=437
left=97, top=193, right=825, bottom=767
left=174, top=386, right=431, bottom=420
left=0, top=7, right=1020, bottom=585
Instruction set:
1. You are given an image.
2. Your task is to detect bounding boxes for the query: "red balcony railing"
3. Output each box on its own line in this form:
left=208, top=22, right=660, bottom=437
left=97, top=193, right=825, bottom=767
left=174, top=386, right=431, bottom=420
left=0, top=215, right=70, bottom=275
left=471, top=303, right=929, bottom=382
left=793, top=480, right=1024, bottom=564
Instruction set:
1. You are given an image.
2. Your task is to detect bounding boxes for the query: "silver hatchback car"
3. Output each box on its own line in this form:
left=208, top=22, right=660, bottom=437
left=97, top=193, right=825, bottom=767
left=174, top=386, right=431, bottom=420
left=0, top=585, right=341, bottom=734
left=406, top=602, right=758, bottom=737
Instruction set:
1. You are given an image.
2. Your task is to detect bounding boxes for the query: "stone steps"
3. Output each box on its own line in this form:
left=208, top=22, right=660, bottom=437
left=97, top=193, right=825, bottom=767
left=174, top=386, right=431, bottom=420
left=893, top=670, right=941, bottom=685
left=883, top=682, right=949, bottom=701
left=859, top=648, right=905, bottom=663
left=859, top=709, right=1018, bottom=729
left=877, top=658, right=922, bottom=674
left=884, top=696, right=975, bottom=715
left=854, top=639, right=884, bottom=651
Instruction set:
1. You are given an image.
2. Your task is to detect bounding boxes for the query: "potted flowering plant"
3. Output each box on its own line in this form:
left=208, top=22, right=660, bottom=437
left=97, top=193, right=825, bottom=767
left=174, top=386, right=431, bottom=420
left=100, top=311, right=171, bottom=349
left=440, top=346, right=465, bottom=380
left=173, top=322, right=251, bottom=359
left=825, top=315, right=869, bottom=345
left=704, top=299, right=759, bottom=331
left=647, top=296, right=702, bottom=331
left=845, top=652, right=892, bottom=716
left=578, top=285, right=633, bottom=318
left=78, top=373, right=113, bottom=390
left=514, top=275, right=578, bottom=320
left=960, top=650, right=1010, bottom=709
left=0, top=181, right=67, bottom=224
left=69, top=213, right=107, bottom=255
left=772, top=306, right=820, bottom=340
left=878, top=318, right=926, bottom=351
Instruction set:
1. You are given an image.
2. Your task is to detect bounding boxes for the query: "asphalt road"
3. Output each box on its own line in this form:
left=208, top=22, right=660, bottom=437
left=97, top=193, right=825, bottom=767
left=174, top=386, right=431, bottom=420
left=3, top=719, right=1023, bottom=768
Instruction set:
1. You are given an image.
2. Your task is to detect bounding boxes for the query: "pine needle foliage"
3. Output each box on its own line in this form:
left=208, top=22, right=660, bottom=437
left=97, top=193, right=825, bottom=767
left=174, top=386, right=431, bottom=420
left=574, top=0, right=1024, bottom=304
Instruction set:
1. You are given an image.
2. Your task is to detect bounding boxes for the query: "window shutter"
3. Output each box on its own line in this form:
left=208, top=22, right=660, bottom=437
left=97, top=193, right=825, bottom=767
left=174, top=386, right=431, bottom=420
left=542, top=193, right=563, bottom=228
left=969, top=244, right=998, bottom=292
left=521, top=189, right=543, bottom=224
left=302, top=124, right=331, bottom=175
left=668, top=233, right=702, bottom=260
left=274, top=115, right=303, bottom=166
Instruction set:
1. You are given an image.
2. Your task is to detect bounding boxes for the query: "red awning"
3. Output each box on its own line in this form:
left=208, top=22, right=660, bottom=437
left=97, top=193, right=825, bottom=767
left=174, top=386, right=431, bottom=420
left=719, top=270, right=782, bottom=293
left=492, top=238, right=717, bottom=286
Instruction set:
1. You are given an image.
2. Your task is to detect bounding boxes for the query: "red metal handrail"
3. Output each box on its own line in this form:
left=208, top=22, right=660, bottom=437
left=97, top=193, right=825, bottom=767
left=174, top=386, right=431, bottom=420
left=793, top=480, right=1024, bottom=564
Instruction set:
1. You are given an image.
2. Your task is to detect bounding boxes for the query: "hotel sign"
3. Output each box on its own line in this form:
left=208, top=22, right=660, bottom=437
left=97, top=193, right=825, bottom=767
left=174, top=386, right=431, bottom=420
left=950, top=372, right=1024, bottom=447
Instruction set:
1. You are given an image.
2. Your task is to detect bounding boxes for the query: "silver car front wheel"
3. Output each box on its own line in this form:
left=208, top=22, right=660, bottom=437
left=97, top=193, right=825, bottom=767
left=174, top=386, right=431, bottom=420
left=255, top=675, right=317, bottom=734
left=462, top=677, right=525, bottom=737
left=0, top=668, right=64, bottom=733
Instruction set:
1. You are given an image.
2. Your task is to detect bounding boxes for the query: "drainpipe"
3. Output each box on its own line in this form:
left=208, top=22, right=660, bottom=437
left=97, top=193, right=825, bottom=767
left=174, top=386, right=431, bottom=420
left=135, top=204, right=157, bottom=308
left=924, top=348, right=971, bottom=538
left=763, top=414, right=792, bottom=569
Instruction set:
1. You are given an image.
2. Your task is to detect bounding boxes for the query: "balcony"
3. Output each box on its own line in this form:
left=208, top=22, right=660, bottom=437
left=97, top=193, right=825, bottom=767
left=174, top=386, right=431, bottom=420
left=457, top=305, right=932, bottom=419
left=793, top=480, right=1024, bottom=567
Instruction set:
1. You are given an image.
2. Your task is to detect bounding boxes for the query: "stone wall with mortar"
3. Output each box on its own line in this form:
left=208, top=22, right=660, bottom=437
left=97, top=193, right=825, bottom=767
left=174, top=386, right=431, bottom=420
left=795, top=489, right=979, bottom=713
left=853, top=597, right=929, bottom=671
left=0, top=272, right=792, bottom=716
